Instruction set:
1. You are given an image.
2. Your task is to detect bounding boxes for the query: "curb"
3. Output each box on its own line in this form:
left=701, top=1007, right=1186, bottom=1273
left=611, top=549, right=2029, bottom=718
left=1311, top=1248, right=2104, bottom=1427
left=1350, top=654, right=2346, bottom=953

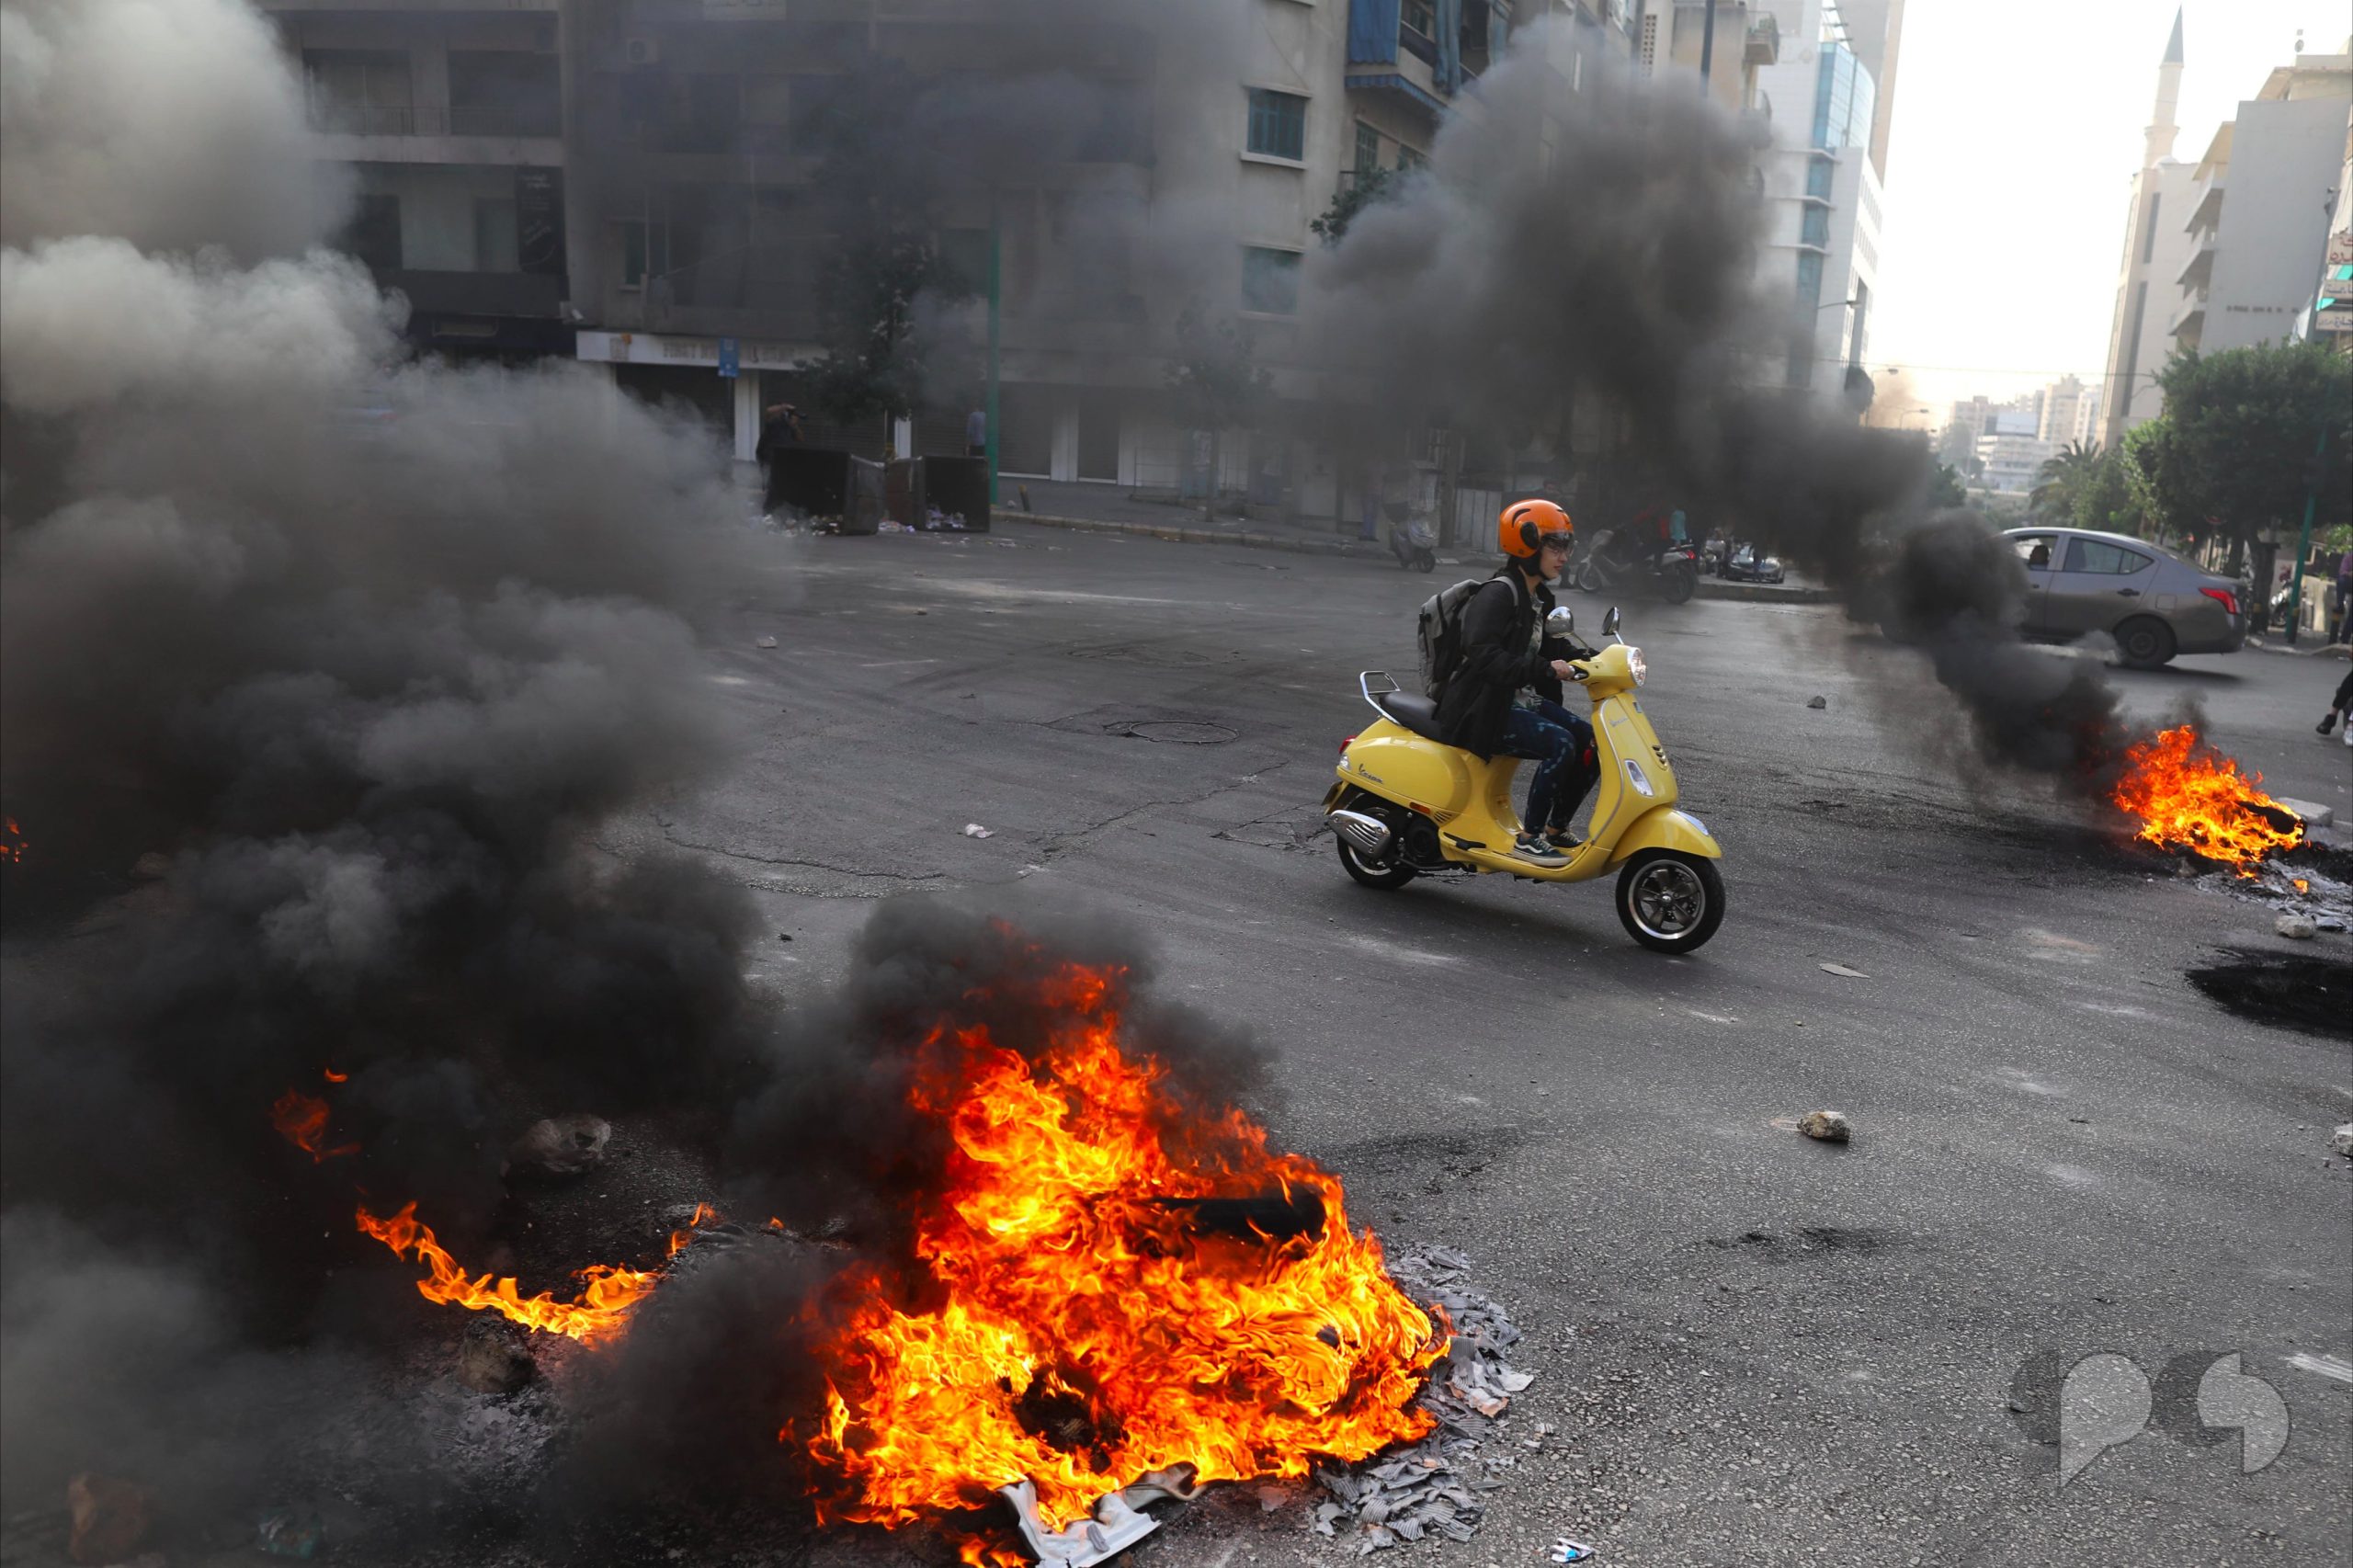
left=993, top=508, right=1385, bottom=560
left=2244, top=637, right=2352, bottom=660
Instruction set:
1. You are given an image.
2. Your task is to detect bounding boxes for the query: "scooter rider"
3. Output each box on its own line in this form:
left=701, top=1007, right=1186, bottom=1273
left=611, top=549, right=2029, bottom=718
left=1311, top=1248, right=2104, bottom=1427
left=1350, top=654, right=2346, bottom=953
left=1434, top=500, right=1600, bottom=865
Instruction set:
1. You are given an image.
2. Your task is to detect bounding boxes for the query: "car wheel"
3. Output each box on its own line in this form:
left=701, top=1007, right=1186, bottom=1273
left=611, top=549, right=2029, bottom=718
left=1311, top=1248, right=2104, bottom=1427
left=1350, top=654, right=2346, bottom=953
left=1614, top=850, right=1725, bottom=954
left=2114, top=616, right=2177, bottom=670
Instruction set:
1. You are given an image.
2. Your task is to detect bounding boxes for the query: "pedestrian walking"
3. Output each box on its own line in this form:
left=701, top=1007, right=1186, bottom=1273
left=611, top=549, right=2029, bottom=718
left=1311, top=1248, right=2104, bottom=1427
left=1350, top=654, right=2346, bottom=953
left=756, top=402, right=801, bottom=515
left=2318, top=665, right=2353, bottom=742
left=2332, top=548, right=2352, bottom=645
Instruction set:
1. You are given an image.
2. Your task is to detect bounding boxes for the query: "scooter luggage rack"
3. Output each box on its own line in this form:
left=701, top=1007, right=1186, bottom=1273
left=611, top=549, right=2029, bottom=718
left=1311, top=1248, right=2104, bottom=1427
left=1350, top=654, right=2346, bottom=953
left=1358, top=670, right=1402, bottom=716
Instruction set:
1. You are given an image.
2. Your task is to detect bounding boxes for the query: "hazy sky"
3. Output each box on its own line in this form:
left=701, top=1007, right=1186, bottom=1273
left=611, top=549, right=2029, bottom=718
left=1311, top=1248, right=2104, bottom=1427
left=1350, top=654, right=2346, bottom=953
left=1869, top=0, right=2352, bottom=422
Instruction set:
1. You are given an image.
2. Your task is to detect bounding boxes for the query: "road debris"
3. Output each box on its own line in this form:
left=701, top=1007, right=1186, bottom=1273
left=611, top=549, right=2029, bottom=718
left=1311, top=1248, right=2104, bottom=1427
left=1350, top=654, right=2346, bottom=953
left=2273, top=913, right=2317, bottom=939
left=2334, top=1124, right=2353, bottom=1159
left=1799, top=1109, right=1852, bottom=1142
left=1310, top=1244, right=1535, bottom=1552
left=506, top=1114, right=611, bottom=1178
left=963, top=823, right=995, bottom=839
left=1551, top=1539, right=1597, bottom=1562
left=66, top=1472, right=153, bottom=1566
left=1818, top=962, right=1870, bottom=979
left=256, top=1506, right=324, bottom=1559
left=1805, top=695, right=1827, bottom=710
left=755, top=634, right=779, bottom=649
left=457, top=1317, right=536, bottom=1393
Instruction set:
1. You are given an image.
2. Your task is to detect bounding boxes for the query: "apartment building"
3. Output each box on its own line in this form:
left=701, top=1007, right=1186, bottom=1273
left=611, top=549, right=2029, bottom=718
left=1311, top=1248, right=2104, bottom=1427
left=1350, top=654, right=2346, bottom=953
left=265, top=2, right=574, bottom=360
left=2172, top=45, right=2350, bottom=356
left=2037, top=373, right=2099, bottom=449
left=1749, top=0, right=1896, bottom=403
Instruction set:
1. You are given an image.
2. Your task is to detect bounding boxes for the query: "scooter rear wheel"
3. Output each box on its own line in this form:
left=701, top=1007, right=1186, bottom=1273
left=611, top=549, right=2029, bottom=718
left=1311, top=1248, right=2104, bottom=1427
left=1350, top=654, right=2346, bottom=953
left=1660, top=561, right=1698, bottom=605
left=1337, top=835, right=1416, bottom=890
left=1614, top=850, right=1724, bottom=953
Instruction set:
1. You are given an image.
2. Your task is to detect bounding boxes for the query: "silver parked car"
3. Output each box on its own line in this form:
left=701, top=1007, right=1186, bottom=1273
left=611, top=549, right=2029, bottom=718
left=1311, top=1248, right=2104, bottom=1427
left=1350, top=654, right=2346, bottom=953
left=2002, top=527, right=2245, bottom=668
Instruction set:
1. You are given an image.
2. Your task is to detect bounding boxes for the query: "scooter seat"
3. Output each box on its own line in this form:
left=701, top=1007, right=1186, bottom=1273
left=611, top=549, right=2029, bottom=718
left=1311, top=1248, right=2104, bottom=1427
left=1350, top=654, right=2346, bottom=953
left=1371, top=690, right=1448, bottom=743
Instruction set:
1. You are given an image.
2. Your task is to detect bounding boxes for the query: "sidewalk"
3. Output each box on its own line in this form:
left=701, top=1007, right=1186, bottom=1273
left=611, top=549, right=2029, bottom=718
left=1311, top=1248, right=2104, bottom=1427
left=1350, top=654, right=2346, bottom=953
left=2243, top=632, right=2353, bottom=660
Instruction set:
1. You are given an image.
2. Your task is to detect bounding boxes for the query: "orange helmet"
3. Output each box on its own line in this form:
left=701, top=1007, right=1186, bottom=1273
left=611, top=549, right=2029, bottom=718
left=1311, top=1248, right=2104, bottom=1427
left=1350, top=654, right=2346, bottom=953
left=1498, top=498, right=1574, bottom=559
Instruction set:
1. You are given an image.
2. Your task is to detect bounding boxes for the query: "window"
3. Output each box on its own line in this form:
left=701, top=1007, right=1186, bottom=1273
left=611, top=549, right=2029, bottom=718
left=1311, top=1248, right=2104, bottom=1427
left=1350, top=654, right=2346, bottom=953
left=1805, top=155, right=1834, bottom=199
left=1800, top=206, right=1829, bottom=246
left=616, top=219, right=667, bottom=288
left=448, top=51, right=560, bottom=137
left=2011, top=534, right=2055, bottom=569
left=474, top=198, right=518, bottom=272
left=1245, top=88, right=1306, bottom=161
left=2063, top=539, right=2152, bottom=574
left=339, top=193, right=403, bottom=274
left=1793, top=250, right=1823, bottom=311
left=1354, top=119, right=1381, bottom=174
left=1241, top=246, right=1301, bottom=315
left=303, top=50, right=413, bottom=134
left=1396, top=142, right=1427, bottom=173
left=1401, top=0, right=1437, bottom=40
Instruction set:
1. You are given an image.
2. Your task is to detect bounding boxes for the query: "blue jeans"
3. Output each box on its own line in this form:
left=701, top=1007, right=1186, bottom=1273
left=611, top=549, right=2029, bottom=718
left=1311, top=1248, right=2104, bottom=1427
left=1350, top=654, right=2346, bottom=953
left=1499, top=700, right=1597, bottom=833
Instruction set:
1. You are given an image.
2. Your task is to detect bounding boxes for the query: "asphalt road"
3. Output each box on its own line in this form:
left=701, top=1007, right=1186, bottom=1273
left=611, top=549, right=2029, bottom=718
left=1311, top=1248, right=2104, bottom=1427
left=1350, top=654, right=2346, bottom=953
left=632, top=521, right=2351, bottom=1568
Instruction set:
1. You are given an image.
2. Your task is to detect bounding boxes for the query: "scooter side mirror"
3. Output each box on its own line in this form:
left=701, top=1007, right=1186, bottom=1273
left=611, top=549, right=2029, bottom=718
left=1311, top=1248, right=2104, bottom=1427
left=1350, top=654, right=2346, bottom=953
left=1602, top=607, right=1622, bottom=637
left=1546, top=607, right=1575, bottom=639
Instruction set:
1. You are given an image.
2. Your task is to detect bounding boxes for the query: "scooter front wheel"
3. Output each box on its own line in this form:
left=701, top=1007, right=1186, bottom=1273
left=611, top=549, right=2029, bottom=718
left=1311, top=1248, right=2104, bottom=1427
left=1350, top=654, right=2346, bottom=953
left=1614, top=850, right=1724, bottom=953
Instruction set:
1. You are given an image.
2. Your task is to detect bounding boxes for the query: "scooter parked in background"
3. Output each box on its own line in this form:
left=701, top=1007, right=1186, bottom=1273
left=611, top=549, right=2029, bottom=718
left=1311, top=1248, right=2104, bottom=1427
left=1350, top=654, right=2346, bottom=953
left=1574, top=531, right=1699, bottom=604
left=1390, top=516, right=1438, bottom=574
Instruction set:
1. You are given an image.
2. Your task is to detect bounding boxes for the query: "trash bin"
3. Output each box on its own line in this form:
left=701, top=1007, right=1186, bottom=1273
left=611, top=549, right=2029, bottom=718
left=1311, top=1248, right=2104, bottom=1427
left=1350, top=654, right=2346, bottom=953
left=770, top=448, right=885, bottom=535
left=913, top=455, right=990, bottom=533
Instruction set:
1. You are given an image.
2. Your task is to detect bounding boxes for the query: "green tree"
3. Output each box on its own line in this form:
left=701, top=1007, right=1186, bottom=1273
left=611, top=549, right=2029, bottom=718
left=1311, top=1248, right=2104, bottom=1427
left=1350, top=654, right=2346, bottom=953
left=1926, top=462, right=1967, bottom=509
left=2029, top=439, right=2102, bottom=520
left=2120, top=417, right=2200, bottom=547
left=791, top=60, right=973, bottom=427
left=2138, top=343, right=2353, bottom=571
left=1309, top=167, right=1402, bottom=247
left=1166, top=303, right=1273, bottom=521
left=2069, top=448, right=2143, bottom=537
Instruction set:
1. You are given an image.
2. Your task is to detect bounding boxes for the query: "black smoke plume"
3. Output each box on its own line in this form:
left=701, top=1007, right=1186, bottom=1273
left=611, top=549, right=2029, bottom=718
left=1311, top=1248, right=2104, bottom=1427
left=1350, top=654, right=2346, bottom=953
left=1305, top=26, right=2146, bottom=795
left=0, top=0, right=772, bottom=1530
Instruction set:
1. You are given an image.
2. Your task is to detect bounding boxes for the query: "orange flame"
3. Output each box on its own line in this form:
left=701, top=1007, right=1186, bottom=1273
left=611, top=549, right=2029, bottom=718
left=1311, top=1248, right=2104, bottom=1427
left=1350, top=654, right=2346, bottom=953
left=323, top=1067, right=349, bottom=1084
left=355, top=1201, right=660, bottom=1344
left=270, top=1089, right=357, bottom=1163
left=667, top=1201, right=722, bottom=1258
left=800, top=960, right=1443, bottom=1536
left=2110, top=725, right=2304, bottom=875
left=0, top=818, right=24, bottom=863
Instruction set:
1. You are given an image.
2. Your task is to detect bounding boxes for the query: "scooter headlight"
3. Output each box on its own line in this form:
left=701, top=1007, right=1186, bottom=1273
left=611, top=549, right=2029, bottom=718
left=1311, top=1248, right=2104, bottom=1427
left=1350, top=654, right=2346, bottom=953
left=1626, top=646, right=1646, bottom=687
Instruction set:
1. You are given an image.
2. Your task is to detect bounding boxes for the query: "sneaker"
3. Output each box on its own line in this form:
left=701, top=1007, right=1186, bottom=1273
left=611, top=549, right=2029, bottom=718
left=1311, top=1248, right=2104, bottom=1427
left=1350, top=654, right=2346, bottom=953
left=2321, top=713, right=2339, bottom=735
left=1544, top=826, right=1584, bottom=851
left=1513, top=833, right=1569, bottom=865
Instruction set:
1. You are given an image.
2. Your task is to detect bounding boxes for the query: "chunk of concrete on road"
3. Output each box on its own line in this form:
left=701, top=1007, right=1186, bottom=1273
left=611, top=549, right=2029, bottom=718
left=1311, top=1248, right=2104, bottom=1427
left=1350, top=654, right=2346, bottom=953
left=1805, top=695, right=1827, bottom=710
left=2334, top=1124, right=2353, bottom=1159
left=2272, top=798, right=2333, bottom=829
left=2274, top=913, right=2318, bottom=939
left=1799, top=1109, right=1852, bottom=1142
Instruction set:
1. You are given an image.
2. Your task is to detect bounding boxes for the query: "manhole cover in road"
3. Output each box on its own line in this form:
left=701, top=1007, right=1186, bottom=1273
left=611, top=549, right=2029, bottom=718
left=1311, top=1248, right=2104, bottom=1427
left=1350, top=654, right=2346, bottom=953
left=1108, top=720, right=1236, bottom=744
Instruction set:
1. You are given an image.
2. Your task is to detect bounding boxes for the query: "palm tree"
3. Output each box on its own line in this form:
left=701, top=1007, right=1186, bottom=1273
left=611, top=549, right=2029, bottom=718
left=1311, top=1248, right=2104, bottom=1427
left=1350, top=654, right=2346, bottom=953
left=2030, top=439, right=2103, bottom=520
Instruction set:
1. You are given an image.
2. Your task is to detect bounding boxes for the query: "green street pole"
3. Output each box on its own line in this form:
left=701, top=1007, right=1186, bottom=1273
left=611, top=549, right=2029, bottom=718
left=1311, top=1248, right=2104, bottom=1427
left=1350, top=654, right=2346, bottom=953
left=2282, top=420, right=2326, bottom=645
left=986, top=208, right=1002, bottom=508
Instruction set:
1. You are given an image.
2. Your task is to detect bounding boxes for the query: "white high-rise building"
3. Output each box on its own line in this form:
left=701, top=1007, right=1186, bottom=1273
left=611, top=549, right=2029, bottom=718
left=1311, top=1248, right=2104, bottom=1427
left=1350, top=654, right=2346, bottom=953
left=1751, top=0, right=1899, bottom=406
left=2098, top=10, right=2196, bottom=449
left=2038, top=373, right=2099, bottom=449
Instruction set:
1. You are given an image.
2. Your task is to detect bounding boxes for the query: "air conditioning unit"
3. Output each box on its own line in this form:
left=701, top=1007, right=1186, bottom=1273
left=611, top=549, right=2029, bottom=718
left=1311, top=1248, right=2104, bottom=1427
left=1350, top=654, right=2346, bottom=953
left=623, top=36, right=660, bottom=67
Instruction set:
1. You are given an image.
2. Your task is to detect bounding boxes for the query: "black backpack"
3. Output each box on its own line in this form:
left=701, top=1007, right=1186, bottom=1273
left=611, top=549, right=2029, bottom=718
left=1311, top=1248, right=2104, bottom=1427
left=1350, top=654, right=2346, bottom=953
left=1418, top=576, right=1515, bottom=699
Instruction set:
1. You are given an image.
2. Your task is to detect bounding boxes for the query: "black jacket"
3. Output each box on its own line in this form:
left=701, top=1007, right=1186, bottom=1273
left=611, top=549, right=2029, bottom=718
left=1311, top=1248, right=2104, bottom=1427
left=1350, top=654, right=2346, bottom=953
left=1434, top=569, right=1573, bottom=758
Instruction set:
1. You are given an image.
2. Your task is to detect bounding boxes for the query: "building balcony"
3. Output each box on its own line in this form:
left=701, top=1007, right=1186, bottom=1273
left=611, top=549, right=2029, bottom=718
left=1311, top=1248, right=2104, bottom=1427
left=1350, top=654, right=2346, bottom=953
left=2176, top=234, right=2216, bottom=290
left=1745, top=12, right=1779, bottom=65
left=2187, top=176, right=2225, bottom=235
left=1346, top=0, right=1461, bottom=115
left=2170, top=290, right=2206, bottom=346
left=307, top=100, right=563, bottom=165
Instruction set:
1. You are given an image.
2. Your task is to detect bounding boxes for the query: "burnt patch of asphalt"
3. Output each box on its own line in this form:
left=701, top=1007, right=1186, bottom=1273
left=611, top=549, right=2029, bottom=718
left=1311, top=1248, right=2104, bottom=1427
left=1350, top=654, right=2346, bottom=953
left=2184, top=946, right=2353, bottom=1038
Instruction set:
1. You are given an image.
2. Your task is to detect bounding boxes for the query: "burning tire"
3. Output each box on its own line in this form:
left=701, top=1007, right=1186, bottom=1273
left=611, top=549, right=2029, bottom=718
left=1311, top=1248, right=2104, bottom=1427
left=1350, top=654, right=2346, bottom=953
left=2114, top=616, right=2177, bottom=670
left=1614, top=849, right=1724, bottom=953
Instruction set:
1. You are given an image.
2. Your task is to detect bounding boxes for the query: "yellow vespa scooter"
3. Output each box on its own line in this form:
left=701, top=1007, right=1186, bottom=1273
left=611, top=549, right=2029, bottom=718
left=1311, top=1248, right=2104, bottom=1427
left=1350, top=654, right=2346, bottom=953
left=1318, top=606, right=1726, bottom=953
